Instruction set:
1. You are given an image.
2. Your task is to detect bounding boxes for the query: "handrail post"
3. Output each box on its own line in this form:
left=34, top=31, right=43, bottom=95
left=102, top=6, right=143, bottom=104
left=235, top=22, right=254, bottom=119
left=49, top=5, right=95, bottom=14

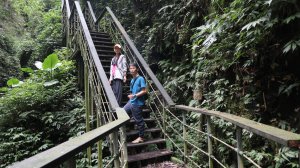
left=199, top=114, right=204, bottom=132
left=112, top=131, right=120, bottom=167
left=236, top=126, right=244, bottom=168
left=84, top=63, right=92, bottom=165
left=97, top=105, right=103, bottom=168
left=207, top=116, right=213, bottom=168
left=182, top=113, right=188, bottom=163
left=163, top=100, right=166, bottom=139
left=298, top=146, right=300, bottom=166
left=120, top=126, right=128, bottom=168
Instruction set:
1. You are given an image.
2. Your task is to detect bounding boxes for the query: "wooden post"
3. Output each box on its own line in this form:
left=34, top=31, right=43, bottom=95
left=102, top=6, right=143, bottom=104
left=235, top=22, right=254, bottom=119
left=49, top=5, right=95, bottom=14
left=236, top=126, right=244, bottom=168
left=84, top=64, right=92, bottom=164
left=182, top=113, right=188, bottom=163
left=207, top=116, right=213, bottom=168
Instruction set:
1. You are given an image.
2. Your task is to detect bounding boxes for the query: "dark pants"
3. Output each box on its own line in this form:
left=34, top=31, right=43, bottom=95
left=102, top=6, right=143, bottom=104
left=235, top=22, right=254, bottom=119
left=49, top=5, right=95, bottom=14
left=112, top=79, right=123, bottom=106
left=124, top=101, right=144, bottom=138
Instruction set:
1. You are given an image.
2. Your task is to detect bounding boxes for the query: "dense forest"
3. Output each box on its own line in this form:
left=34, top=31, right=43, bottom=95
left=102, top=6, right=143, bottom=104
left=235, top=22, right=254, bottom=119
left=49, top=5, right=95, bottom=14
left=0, top=0, right=300, bottom=167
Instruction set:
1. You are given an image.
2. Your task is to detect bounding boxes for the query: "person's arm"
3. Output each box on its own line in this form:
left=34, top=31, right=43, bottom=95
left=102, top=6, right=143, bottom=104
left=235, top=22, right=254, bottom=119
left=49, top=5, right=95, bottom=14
left=128, top=88, right=146, bottom=99
left=109, top=59, right=113, bottom=84
left=133, top=88, right=147, bottom=97
left=122, top=55, right=127, bottom=82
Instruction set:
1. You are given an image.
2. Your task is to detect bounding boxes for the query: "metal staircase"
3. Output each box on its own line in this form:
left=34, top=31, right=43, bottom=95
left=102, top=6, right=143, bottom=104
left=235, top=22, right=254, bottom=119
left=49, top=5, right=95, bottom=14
left=89, top=31, right=173, bottom=167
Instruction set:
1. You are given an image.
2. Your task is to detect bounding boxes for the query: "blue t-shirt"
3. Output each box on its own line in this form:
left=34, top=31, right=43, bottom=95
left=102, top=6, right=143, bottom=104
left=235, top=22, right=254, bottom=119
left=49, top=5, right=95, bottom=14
left=130, top=76, right=146, bottom=106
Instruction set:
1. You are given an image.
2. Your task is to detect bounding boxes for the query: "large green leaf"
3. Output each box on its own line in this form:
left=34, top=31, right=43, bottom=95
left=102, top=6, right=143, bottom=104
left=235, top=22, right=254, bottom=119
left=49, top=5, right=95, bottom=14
left=42, top=53, right=59, bottom=70
left=7, top=78, right=20, bottom=87
left=21, top=67, right=34, bottom=73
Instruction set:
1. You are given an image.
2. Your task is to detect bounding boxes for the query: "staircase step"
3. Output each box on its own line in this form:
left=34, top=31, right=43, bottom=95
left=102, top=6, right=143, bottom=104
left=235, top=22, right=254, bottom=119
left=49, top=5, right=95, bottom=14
left=93, top=40, right=114, bottom=46
left=98, top=54, right=114, bottom=57
left=129, top=118, right=155, bottom=123
left=94, top=45, right=113, bottom=50
left=126, top=128, right=161, bottom=136
left=127, top=118, right=157, bottom=129
left=127, top=138, right=166, bottom=148
left=97, top=49, right=115, bottom=54
left=128, top=149, right=173, bottom=163
left=100, top=59, right=111, bottom=64
left=92, top=36, right=112, bottom=42
left=102, top=65, right=110, bottom=69
left=98, top=54, right=114, bottom=60
left=90, top=32, right=110, bottom=38
left=143, top=108, right=151, bottom=113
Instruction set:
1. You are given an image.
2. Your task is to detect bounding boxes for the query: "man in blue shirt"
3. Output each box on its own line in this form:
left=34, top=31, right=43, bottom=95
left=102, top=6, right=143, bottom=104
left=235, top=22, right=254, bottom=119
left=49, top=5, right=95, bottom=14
left=124, top=63, right=147, bottom=143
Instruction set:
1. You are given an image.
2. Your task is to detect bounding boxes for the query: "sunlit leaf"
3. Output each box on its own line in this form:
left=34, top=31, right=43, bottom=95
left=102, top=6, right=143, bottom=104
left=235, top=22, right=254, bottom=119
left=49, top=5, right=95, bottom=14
left=283, top=12, right=300, bottom=24
left=43, top=80, right=59, bottom=87
left=42, top=53, right=59, bottom=70
left=283, top=40, right=300, bottom=53
left=21, top=67, right=34, bottom=73
left=265, top=0, right=272, bottom=6
left=241, top=16, right=268, bottom=31
left=7, top=78, right=20, bottom=87
left=34, top=61, right=43, bottom=69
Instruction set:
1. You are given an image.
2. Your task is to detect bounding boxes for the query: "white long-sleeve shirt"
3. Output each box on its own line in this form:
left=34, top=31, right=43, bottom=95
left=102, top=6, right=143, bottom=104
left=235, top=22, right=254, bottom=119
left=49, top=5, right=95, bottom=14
left=109, top=54, right=127, bottom=81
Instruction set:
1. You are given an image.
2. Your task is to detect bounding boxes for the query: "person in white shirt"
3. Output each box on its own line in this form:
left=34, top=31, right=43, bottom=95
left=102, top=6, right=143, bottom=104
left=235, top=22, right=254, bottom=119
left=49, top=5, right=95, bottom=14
left=109, top=44, right=127, bottom=106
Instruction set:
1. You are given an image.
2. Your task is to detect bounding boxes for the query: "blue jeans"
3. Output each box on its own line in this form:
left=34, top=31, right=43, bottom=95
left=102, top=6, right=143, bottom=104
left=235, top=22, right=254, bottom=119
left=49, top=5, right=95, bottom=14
left=123, top=101, right=144, bottom=138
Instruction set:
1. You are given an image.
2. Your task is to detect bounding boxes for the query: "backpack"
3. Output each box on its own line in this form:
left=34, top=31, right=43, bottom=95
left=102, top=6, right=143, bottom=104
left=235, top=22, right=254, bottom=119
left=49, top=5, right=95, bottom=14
left=131, top=76, right=149, bottom=100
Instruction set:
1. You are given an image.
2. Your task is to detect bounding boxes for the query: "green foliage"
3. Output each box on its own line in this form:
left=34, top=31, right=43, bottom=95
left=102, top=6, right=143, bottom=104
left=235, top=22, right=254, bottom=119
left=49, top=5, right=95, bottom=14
left=42, top=53, right=59, bottom=70
left=0, top=32, right=21, bottom=87
left=274, top=147, right=298, bottom=168
left=0, top=51, right=84, bottom=167
left=11, top=0, right=62, bottom=67
left=6, top=78, right=21, bottom=87
left=110, top=0, right=300, bottom=166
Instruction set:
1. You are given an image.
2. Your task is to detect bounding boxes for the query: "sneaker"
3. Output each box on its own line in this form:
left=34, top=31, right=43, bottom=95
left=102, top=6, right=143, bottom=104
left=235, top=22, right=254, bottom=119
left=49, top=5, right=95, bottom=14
left=131, top=137, right=144, bottom=144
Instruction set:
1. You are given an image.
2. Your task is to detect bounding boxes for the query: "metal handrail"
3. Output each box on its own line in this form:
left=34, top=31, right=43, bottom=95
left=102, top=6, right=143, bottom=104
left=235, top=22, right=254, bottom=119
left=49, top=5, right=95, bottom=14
left=9, top=108, right=128, bottom=168
left=175, top=105, right=300, bottom=147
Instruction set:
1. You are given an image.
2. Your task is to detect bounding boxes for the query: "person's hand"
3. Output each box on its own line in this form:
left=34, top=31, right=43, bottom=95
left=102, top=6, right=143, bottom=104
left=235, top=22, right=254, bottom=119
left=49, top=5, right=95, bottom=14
left=109, top=79, right=112, bottom=85
left=128, top=94, right=134, bottom=99
left=123, top=76, right=127, bottom=83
